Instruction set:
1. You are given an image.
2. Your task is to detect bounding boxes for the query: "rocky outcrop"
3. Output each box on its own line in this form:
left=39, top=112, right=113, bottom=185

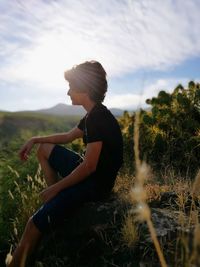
left=33, top=192, right=197, bottom=267
left=35, top=193, right=132, bottom=267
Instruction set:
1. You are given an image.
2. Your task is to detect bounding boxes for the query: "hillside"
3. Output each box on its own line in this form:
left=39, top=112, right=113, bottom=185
left=1, top=81, right=200, bottom=266
left=31, top=103, right=86, bottom=116
left=0, top=111, right=81, bottom=143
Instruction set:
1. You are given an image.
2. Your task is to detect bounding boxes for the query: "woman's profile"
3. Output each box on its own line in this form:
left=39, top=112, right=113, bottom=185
left=7, top=60, right=123, bottom=267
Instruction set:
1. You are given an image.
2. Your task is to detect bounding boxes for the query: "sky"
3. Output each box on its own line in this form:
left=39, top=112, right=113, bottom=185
left=0, top=0, right=200, bottom=111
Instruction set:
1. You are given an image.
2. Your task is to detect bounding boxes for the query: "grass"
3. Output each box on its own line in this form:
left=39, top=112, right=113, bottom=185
left=2, top=162, right=200, bottom=266
left=121, top=212, right=139, bottom=248
left=119, top=111, right=200, bottom=267
left=1, top=110, right=200, bottom=266
left=119, top=169, right=200, bottom=266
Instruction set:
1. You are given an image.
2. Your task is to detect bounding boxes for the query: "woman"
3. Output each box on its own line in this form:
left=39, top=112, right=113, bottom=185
left=7, top=60, right=123, bottom=267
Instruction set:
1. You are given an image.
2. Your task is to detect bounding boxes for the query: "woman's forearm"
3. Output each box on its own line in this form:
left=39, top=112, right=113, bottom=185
left=57, top=161, right=94, bottom=191
left=40, top=161, right=94, bottom=203
left=32, top=127, right=83, bottom=145
left=32, top=133, right=70, bottom=145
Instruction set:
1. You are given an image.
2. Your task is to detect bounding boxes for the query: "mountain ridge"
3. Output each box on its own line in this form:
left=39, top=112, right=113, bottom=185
left=5, top=103, right=126, bottom=117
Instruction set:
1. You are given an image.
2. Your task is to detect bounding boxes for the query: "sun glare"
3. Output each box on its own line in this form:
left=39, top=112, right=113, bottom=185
left=8, top=32, right=96, bottom=90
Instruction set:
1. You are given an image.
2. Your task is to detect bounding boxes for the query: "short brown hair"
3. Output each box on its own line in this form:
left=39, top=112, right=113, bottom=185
left=64, top=60, right=107, bottom=103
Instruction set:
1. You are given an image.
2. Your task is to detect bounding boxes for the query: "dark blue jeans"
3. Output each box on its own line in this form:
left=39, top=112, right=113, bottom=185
left=32, top=145, right=103, bottom=233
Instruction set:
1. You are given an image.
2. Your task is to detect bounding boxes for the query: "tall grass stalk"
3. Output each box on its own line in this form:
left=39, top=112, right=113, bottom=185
left=132, top=111, right=168, bottom=267
left=5, top=245, right=13, bottom=266
left=187, top=169, right=200, bottom=265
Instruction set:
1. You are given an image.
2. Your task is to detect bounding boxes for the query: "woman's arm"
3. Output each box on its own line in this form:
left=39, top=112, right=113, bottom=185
left=40, top=141, right=103, bottom=203
left=19, top=127, right=83, bottom=161
left=32, top=127, right=83, bottom=144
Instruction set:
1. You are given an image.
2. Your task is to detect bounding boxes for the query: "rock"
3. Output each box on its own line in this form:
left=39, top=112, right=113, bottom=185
left=32, top=191, right=197, bottom=267
left=35, top=193, right=133, bottom=267
left=139, top=208, right=179, bottom=244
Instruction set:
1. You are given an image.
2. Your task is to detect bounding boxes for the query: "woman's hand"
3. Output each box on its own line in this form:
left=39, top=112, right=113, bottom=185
left=19, top=137, right=36, bottom=161
left=40, top=184, right=60, bottom=203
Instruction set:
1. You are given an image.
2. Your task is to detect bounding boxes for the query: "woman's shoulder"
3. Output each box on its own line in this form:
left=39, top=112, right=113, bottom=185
left=88, top=104, right=119, bottom=128
left=87, top=104, right=108, bottom=121
left=90, top=103, right=110, bottom=117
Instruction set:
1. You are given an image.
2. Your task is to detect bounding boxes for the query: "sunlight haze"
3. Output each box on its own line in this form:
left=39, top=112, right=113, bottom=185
left=0, top=0, right=200, bottom=111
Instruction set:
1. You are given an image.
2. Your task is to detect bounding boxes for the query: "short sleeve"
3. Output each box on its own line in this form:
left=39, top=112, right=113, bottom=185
left=77, top=116, right=85, bottom=131
left=86, top=112, right=103, bottom=143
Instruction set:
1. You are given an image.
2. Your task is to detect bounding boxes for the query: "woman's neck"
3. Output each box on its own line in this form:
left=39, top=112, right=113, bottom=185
left=82, top=99, right=97, bottom=113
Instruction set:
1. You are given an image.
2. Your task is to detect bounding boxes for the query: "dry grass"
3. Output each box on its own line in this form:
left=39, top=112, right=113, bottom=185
left=5, top=166, right=46, bottom=266
left=120, top=168, right=200, bottom=265
left=131, top=111, right=168, bottom=267
left=121, top=212, right=139, bottom=248
left=4, top=113, right=200, bottom=266
left=144, top=183, right=170, bottom=203
left=120, top=111, right=200, bottom=267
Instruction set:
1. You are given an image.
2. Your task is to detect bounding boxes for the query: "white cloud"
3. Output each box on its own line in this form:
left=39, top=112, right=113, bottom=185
left=0, top=0, right=199, bottom=110
left=1, top=77, right=198, bottom=111
left=104, top=93, right=143, bottom=110
left=105, top=78, right=194, bottom=110
left=1, top=1, right=200, bottom=76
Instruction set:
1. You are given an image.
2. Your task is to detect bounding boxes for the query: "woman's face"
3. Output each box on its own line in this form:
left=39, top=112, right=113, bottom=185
left=67, top=83, right=86, bottom=105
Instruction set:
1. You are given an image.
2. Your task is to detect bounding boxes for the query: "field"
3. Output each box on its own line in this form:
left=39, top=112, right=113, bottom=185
left=1, top=81, right=200, bottom=267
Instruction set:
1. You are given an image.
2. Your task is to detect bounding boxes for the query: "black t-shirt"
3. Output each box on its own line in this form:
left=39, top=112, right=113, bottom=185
left=77, top=103, right=123, bottom=190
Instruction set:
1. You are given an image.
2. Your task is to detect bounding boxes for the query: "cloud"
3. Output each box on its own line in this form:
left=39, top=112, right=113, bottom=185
left=1, top=76, right=198, bottom=111
left=105, top=78, right=194, bottom=110
left=0, top=80, right=70, bottom=111
left=0, top=0, right=199, bottom=110
left=1, top=1, right=200, bottom=76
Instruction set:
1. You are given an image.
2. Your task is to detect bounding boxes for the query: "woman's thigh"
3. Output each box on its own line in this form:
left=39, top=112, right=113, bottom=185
left=32, top=178, right=96, bottom=233
left=48, top=145, right=83, bottom=177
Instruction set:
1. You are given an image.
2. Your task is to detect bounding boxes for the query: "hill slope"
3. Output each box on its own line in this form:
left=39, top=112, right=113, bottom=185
left=0, top=111, right=81, bottom=143
left=34, top=103, right=86, bottom=116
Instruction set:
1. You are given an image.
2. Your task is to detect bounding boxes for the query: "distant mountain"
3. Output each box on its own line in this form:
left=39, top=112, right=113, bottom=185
left=34, top=103, right=86, bottom=116
left=1, top=103, right=125, bottom=117
left=110, top=108, right=125, bottom=117
left=30, top=103, right=124, bottom=117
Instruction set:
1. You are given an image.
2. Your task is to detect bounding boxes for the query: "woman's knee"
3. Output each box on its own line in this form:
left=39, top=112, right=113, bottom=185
left=25, top=218, right=40, bottom=235
left=37, top=143, right=55, bottom=160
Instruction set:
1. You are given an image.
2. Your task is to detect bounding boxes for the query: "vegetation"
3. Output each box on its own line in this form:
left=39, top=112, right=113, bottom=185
left=120, top=81, right=200, bottom=176
left=1, top=81, right=200, bottom=266
left=0, top=112, right=82, bottom=264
